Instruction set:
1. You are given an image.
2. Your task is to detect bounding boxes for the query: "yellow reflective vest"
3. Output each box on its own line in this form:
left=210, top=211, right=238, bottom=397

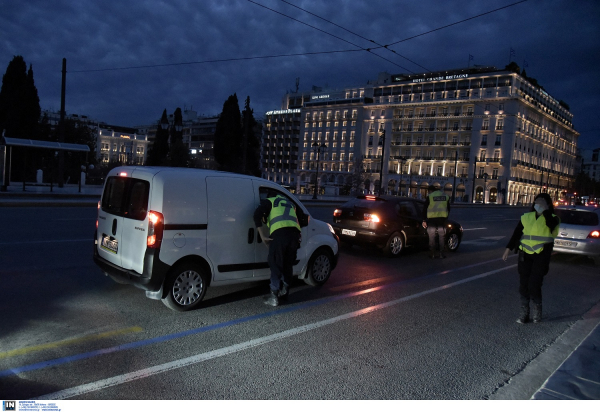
left=267, top=195, right=301, bottom=235
left=426, top=190, right=450, bottom=219
left=519, top=211, right=559, bottom=254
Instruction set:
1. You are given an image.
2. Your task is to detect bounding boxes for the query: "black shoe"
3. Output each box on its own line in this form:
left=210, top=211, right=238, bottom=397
left=264, top=290, right=279, bottom=307
left=517, top=306, right=530, bottom=324
left=532, top=303, right=542, bottom=323
left=278, top=284, right=289, bottom=301
left=430, top=251, right=436, bottom=259
left=439, top=252, right=446, bottom=259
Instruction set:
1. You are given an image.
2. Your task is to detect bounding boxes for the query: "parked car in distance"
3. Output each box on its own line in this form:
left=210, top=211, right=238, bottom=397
left=553, top=205, right=600, bottom=265
left=331, top=195, right=463, bottom=257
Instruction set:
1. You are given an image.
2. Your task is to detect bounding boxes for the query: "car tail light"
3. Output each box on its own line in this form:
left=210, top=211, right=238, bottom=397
left=147, top=210, right=164, bottom=248
left=365, top=195, right=376, bottom=201
left=588, top=230, right=600, bottom=239
left=333, top=209, right=342, bottom=217
left=119, top=172, right=127, bottom=177
left=364, top=213, right=380, bottom=223
left=96, top=201, right=100, bottom=229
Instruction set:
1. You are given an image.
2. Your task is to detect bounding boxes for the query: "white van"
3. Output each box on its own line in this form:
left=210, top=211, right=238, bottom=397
left=93, top=166, right=339, bottom=311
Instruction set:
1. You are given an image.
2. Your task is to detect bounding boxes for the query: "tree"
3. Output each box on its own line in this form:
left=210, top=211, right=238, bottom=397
left=0, top=56, right=41, bottom=139
left=241, top=96, right=261, bottom=176
left=146, top=109, right=170, bottom=166
left=350, top=155, right=368, bottom=195
left=504, top=61, right=520, bottom=74
left=214, top=93, right=243, bottom=173
left=168, top=107, right=189, bottom=167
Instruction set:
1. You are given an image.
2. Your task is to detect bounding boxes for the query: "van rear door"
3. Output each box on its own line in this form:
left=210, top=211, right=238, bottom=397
left=97, top=176, right=150, bottom=273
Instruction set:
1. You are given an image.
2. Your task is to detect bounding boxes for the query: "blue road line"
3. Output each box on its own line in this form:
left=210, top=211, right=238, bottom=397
left=0, top=258, right=505, bottom=378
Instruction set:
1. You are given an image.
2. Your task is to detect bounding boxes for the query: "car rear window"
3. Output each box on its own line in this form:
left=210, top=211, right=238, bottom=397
left=101, top=177, right=149, bottom=221
left=343, top=197, right=387, bottom=211
left=555, top=209, right=599, bottom=226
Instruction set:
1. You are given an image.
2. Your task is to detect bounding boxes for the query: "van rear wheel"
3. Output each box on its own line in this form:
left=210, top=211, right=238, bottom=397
left=162, top=263, right=208, bottom=311
left=304, top=249, right=333, bottom=286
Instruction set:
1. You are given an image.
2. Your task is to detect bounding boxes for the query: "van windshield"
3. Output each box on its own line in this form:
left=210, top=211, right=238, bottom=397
left=101, top=177, right=149, bottom=221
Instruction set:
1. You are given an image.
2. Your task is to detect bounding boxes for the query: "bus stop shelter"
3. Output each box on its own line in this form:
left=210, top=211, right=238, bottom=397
left=1, top=135, right=90, bottom=192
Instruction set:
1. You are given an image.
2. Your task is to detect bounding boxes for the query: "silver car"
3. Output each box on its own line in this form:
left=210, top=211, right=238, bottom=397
left=553, top=206, right=600, bottom=265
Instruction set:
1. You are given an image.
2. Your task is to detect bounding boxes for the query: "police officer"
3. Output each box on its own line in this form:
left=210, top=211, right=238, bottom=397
left=254, top=190, right=302, bottom=307
left=503, top=193, right=559, bottom=323
left=422, top=185, right=450, bottom=259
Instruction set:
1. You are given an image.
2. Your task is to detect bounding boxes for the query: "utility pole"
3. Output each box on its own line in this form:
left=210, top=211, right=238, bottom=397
left=379, top=130, right=386, bottom=195
left=58, top=58, right=66, bottom=187
left=242, top=96, right=250, bottom=174
left=451, top=151, right=458, bottom=203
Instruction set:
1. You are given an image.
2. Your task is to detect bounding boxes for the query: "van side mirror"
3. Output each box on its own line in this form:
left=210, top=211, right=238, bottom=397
left=298, top=214, right=309, bottom=228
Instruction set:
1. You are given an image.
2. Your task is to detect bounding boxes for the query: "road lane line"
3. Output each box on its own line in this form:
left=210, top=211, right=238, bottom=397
left=0, top=327, right=143, bottom=360
left=462, top=228, right=487, bottom=231
left=32, top=264, right=517, bottom=400
left=0, top=257, right=516, bottom=379
left=0, top=239, right=89, bottom=246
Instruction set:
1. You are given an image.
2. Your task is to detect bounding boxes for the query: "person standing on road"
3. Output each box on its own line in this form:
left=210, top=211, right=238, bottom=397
left=502, top=193, right=559, bottom=324
left=422, top=185, right=450, bottom=259
left=254, top=190, right=302, bottom=307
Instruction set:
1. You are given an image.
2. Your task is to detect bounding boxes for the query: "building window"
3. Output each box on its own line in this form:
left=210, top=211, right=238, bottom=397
left=496, top=119, right=504, bottom=130
left=495, top=135, right=502, bottom=146
left=481, top=135, right=488, bottom=145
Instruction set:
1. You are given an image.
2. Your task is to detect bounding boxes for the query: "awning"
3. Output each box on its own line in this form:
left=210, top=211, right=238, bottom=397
left=1, top=136, right=90, bottom=152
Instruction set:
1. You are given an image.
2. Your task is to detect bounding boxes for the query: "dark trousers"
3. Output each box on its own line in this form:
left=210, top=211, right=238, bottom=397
left=426, top=219, right=447, bottom=251
left=517, top=249, right=551, bottom=305
left=268, top=228, right=300, bottom=292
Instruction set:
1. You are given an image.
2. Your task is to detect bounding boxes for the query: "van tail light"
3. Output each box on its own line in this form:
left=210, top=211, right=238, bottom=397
left=333, top=209, right=342, bottom=217
left=147, top=211, right=164, bottom=248
left=364, top=213, right=380, bottom=223
left=588, top=230, right=600, bottom=239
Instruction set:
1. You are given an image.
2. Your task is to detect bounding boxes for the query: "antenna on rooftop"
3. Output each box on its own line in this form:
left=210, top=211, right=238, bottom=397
left=295, top=77, right=299, bottom=93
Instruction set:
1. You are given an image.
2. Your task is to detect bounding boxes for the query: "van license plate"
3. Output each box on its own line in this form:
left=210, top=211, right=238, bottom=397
left=101, top=236, right=118, bottom=254
left=342, top=229, right=356, bottom=236
left=554, top=240, right=576, bottom=247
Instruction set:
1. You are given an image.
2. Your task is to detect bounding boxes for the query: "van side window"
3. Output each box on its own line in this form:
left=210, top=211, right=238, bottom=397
left=259, top=187, right=308, bottom=227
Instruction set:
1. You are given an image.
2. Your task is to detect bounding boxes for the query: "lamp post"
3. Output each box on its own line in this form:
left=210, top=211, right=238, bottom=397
left=312, top=141, right=326, bottom=199
left=398, top=156, right=405, bottom=196
left=451, top=151, right=458, bottom=203
left=483, top=172, right=489, bottom=204
left=378, top=130, right=386, bottom=195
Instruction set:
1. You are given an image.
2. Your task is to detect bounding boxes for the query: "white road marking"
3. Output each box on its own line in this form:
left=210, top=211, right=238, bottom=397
left=0, top=239, right=89, bottom=246
left=462, top=228, right=487, bottom=231
left=32, top=264, right=517, bottom=400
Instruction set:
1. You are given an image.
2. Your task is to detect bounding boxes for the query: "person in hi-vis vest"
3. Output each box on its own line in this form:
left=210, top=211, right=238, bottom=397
left=422, top=185, right=451, bottom=259
left=254, top=190, right=302, bottom=307
left=503, top=193, right=559, bottom=323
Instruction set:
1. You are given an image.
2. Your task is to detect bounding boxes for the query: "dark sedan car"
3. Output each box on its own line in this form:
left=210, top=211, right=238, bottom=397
left=331, top=195, right=463, bottom=257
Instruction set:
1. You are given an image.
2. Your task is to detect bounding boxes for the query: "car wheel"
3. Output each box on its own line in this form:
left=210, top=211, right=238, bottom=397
left=162, top=263, right=209, bottom=311
left=383, top=232, right=404, bottom=257
left=304, top=248, right=333, bottom=286
left=447, top=232, right=461, bottom=252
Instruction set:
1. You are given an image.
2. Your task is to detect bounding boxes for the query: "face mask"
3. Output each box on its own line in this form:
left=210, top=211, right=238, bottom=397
left=534, top=204, right=545, bottom=214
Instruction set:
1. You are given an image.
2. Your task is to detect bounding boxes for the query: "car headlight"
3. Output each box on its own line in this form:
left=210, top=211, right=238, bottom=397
left=327, top=223, right=335, bottom=235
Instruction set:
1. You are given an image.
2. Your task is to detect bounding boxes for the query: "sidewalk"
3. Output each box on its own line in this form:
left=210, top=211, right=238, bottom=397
left=1, top=182, right=599, bottom=399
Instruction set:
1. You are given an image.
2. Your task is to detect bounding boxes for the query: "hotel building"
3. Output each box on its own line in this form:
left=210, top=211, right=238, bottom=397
left=267, top=66, right=578, bottom=204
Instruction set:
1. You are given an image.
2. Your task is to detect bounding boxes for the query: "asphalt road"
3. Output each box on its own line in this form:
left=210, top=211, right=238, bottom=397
left=0, top=205, right=599, bottom=400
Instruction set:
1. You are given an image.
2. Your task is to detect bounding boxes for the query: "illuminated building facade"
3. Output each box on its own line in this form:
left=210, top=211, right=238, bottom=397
left=275, top=67, right=578, bottom=203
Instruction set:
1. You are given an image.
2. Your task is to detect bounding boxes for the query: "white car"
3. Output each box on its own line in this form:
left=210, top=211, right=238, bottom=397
left=93, top=167, right=339, bottom=311
left=553, top=205, right=600, bottom=265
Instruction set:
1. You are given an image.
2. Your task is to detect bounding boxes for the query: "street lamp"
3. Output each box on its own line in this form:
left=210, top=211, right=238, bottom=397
left=312, top=141, right=327, bottom=199
left=451, top=151, right=458, bottom=203
left=398, top=156, right=405, bottom=196
left=378, top=130, right=386, bottom=195
left=483, top=172, right=489, bottom=204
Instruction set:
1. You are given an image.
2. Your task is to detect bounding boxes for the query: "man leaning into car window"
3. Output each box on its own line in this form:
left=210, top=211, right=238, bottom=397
left=422, top=185, right=450, bottom=259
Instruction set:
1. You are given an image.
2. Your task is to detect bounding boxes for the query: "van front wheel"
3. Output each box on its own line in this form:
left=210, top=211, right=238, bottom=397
left=162, top=263, right=208, bottom=311
left=304, top=249, right=333, bottom=286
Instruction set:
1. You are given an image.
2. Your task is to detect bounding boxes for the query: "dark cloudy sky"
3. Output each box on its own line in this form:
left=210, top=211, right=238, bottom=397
left=1, top=0, right=598, bottom=148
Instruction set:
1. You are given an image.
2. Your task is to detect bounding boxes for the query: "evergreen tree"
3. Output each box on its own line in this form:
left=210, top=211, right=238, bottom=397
left=0, top=56, right=41, bottom=139
left=214, top=93, right=243, bottom=173
left=241, top=96, right=261, bottom=176
left=146, top=109, right=170, bottom=166
left=168, top=107, right=189, bottom=167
